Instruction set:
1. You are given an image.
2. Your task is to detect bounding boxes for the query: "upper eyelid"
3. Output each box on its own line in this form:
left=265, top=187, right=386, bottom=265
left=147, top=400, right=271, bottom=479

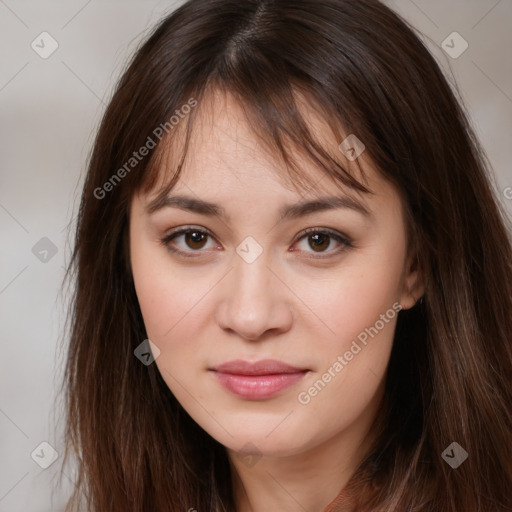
left=163, top=225, right=348, bottom=240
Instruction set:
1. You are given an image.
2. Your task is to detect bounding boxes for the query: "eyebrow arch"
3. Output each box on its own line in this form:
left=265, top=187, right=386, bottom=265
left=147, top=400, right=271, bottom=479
left=145, top=194, right=372, bottom=220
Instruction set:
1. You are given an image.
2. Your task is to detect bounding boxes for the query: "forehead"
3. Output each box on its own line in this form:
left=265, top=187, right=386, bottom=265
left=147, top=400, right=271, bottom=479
left=144, top=87, right=378, bottom=202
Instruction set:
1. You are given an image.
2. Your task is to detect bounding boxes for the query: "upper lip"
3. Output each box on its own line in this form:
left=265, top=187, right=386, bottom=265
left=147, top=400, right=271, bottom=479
left=210, top=359, right=308, bottom=375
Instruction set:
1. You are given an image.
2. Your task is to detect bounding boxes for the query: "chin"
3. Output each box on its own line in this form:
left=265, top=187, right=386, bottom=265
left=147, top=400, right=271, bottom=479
left=203, top=416, right=312, bottom=457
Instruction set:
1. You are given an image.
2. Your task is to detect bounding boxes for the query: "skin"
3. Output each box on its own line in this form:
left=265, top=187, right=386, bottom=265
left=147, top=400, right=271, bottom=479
left=129, top=90, right=424, bottom=512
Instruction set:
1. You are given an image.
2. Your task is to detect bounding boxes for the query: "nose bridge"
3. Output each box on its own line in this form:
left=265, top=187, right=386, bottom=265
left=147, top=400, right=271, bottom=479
left=232, top=246, right=274, bottom=314
left=233, top=233, right=273, bottom=296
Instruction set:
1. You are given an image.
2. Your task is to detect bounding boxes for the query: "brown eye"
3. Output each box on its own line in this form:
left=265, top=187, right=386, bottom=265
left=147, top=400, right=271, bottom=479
left=160, top=227, right=217, bottom=257
left=183, top=230, right=208, bottom=250
left=293, top=228, right=352, bottom=258
left=160, top=226, right=352, bottom=260
left=308, top=233, right=331, bottom=252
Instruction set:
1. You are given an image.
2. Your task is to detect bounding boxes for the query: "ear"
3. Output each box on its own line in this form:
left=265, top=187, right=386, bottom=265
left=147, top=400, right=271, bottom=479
left=399, top=251, right=425, bottom=310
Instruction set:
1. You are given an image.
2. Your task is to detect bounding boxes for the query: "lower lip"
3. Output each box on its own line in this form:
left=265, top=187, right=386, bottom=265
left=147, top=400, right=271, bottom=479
left=211, top=371, right=308, bottom=400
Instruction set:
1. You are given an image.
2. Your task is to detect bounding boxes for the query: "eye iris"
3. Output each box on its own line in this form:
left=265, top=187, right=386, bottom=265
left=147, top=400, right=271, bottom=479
left=309, top=233, right=330, bottom=252
left=185, top=231, right=207, bottom=250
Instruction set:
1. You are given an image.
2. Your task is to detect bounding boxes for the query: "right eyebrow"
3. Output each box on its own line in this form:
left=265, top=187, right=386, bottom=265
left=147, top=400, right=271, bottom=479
left=145, top=194, right=226, bottom=217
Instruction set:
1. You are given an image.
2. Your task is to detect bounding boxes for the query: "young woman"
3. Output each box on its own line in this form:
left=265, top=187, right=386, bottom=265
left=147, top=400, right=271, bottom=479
left=59, top=0, right=512, bottom=510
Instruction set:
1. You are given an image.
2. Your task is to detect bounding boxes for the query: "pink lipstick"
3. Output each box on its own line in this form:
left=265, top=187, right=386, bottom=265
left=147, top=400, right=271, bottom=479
left=209, top=359, right=309, bottom=400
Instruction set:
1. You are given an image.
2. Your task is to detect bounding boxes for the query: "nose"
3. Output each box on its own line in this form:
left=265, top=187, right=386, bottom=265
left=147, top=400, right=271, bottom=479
left=215, top=252, right=293, bottom=341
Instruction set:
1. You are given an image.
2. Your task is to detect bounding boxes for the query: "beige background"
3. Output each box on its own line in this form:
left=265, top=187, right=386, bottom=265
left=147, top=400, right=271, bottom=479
left=0, top=1, right=511, bottom=510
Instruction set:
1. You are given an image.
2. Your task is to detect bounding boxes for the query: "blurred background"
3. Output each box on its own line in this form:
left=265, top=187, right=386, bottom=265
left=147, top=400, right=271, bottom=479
left=0, top=0, right=511, bottom=510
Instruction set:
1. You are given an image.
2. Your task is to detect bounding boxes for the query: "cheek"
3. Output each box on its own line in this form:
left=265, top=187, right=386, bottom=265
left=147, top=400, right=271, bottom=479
left=133, top=267, right=215, bottom=349
left=293, top=252, right=404, bottom=351
left=130, top=232, right=211, bottom=343
left=293, top=286, right=398, bottom=445
left=290, top=243, right=403, bottom=411
left=130, top=256, right=213, bottom=404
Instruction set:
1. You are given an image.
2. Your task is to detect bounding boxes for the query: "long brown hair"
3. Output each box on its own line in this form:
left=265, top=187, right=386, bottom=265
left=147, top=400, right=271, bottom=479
left=58, top=0, right=512, bottom=510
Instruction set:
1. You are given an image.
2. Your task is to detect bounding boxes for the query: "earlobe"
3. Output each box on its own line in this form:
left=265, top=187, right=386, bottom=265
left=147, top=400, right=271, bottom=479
left=399, top=253, right=425, bottom=310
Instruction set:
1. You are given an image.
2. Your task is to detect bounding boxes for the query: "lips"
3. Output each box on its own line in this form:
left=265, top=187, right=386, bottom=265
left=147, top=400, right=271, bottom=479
left=209, top=359, right=309, bottom=399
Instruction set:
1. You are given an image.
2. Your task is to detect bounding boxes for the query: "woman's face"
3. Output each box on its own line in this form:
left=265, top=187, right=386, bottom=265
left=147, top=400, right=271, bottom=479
left=129, top=91, right=422, bottom=460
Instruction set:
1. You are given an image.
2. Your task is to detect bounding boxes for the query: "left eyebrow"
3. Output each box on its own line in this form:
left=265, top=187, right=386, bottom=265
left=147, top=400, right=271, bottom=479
left=277, top=195, right=372, bottom=221
left=144, top=194, right=372, bottom=220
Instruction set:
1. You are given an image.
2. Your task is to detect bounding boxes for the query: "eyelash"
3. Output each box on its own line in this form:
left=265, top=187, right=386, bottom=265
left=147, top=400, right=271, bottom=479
left=159, top=225, right=353, bottom=260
